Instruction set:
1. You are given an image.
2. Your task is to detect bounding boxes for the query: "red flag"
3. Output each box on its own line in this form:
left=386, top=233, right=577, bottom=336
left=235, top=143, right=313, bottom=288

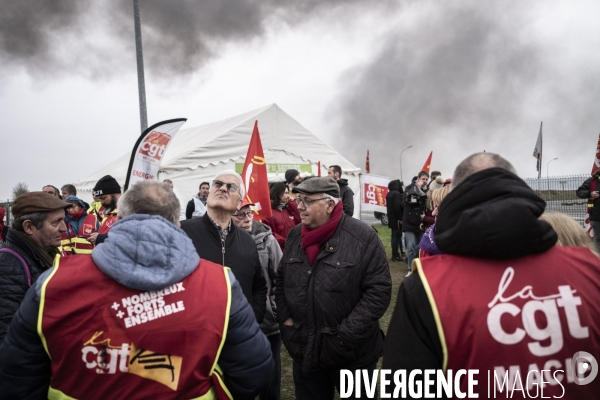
left=241, top=121, right=272, bottom=221
left=365, top=150, right=370, bottom=173
left=421, top=151, right=433, bottom=173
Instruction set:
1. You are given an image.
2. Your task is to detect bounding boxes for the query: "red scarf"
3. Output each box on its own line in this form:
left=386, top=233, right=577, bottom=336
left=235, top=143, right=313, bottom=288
left=69, top=209, right=85, bottom=220
left=301, top=202, right=343, bottom=266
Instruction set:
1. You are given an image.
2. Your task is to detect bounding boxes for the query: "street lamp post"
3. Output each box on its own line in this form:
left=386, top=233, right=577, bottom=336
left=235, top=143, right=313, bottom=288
left=546, top=157, right=558, bottom=201
left=399, top=145, right=413, bottom=183
left=547, top=157, right=558, bottom=178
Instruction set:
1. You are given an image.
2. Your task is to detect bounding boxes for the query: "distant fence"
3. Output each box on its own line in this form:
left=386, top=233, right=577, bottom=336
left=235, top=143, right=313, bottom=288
left=522, top=175, right=587, bottom=225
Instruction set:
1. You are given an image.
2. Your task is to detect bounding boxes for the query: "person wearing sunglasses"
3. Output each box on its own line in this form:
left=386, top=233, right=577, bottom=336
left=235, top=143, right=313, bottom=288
left=181, top=170, right=268, bottom=327
left=274, top=177, right=392, bottom=400
left=231, top=199, right=283, bottom=400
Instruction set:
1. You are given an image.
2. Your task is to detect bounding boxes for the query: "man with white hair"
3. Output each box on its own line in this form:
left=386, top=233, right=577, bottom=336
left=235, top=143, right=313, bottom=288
left=275, top=177, right=392, bottom=400
left=181, top=170, right=267, bottom=323
left=0, top=180, right=274, bottom=398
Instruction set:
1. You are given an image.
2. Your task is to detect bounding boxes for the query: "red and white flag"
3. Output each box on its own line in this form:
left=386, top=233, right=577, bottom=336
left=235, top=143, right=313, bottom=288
left=421, top=151, right=433, bottom=174
left=242, top=121, right=272, bottom=221
left=365, top=150, right=371, bottom=173
left=124, top=118, right=187, bottom=190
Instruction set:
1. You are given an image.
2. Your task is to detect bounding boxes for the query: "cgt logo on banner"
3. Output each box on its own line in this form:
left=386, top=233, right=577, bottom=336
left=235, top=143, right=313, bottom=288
left=124, top=119, right=186, bottom=190
left=137, top=131, right=171, bottom=166
left=360, top=174, right=391, bottom=214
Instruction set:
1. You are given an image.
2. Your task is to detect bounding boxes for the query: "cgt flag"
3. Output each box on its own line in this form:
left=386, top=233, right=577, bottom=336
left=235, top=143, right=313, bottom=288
left=421, top=151, right=433, bottom=174
left=366, top=150, right=370, bottom=173
left=242, top=121, right=272, bottom=221
left=533, top=121, right=543, bottom=179
left=124, top=118, right=187, bottom=191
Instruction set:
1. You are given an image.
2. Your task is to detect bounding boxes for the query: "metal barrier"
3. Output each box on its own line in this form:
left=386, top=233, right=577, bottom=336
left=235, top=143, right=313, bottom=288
left=522, top=175, right=588, bottom=225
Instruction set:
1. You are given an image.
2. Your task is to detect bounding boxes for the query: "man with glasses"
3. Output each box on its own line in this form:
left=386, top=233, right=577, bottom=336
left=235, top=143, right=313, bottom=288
left=181, top=170, right=267, bottom=324
left=232, top=199, right=283, bottom=400
left=275, top=177, right=392, bottom=400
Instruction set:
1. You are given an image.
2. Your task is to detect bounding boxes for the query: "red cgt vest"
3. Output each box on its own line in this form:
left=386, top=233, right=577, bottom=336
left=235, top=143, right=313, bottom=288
left=98, top=210, right=118, bottom=235
left=39, top=255, right=233, bottom=400
left=416, top=246, right=600, bottom=399
left=60, top=214, right=98, bottom=255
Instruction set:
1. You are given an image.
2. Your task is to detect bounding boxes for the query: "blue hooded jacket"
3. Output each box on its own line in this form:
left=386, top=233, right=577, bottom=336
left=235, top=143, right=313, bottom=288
left=0, top=214, right=274, bottom=398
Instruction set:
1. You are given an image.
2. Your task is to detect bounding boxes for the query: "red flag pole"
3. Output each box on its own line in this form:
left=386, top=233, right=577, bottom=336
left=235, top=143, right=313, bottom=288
left=366, top=150, right=370, bottom=173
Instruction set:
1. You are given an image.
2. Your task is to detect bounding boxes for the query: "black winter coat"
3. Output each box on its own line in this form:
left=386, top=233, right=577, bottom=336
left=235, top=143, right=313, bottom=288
left=386, top=179, right=404, bottom=229
left=0, top=229, right=52, bottom=342
left=275, top=214, right=392, bottom=372
left=181, top=213, right=267, bottom=323
left=337, top=179, right=355, bottom=217
left=402, top=182, right=427, bottom=233
left=577, top=176, right=600, bottom=221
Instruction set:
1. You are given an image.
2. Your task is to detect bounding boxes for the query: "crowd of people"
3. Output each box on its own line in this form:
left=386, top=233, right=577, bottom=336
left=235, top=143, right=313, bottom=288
left=0, top=153, right=598, bottom=399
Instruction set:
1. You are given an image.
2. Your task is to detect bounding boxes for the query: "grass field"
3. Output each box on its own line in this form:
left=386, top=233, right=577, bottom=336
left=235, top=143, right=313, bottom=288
left=278, top=225, right=408, bottom=400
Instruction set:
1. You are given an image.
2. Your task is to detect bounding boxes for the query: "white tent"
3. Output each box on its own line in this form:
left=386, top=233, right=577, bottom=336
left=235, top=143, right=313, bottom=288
left=75, top=104, right=361, bottom=217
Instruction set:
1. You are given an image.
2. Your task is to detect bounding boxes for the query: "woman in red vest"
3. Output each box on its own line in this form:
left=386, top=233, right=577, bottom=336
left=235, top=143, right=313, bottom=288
left=263, top=182, right=301, bottom=250
left=61, top=195, right=99, bottom=255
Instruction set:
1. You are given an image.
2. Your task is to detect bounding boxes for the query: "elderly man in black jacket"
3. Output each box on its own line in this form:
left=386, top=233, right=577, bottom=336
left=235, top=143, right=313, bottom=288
left=275, top=177, right=392, bottom=400
left=0, top=192, right=69, bottom=341
left=181, top=170, right=267, bottom=323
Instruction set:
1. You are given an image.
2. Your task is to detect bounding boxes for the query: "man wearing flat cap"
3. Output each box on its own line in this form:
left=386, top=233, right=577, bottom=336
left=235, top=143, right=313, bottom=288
left=0, top=192, right=70, bottom=341
left=88, top=174, right=122, bottom=245
left=275, top=177, right=392, bottom=400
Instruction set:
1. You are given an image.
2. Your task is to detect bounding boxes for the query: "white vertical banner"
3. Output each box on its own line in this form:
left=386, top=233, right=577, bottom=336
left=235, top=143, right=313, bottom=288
left=124, top=118, right=187, bottom=190
left=359, top=174, right=391, bottom=213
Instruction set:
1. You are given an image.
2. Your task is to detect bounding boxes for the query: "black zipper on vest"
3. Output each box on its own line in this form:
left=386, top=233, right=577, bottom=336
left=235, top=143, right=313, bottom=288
left=221, top=237, right=225, bottom=266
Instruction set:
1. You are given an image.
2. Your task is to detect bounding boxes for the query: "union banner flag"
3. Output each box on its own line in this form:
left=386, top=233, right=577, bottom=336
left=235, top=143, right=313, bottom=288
left=241, top=121, right=272, bottom=221
left=421, top=151, right=433, bottom=173
left=365, top=150, right=370, bottom=173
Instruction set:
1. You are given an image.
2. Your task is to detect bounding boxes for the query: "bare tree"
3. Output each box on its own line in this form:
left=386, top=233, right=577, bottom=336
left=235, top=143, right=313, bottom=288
left=12, top=182, right=29, bottom=199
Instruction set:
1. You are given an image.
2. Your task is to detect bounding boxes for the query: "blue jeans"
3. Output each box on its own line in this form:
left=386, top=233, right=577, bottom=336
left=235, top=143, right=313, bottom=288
left=259, top=333, right=281, bottom=400
left=292, top=360, right=377, bottom=400
left=404, top=231, right=423, bottom=272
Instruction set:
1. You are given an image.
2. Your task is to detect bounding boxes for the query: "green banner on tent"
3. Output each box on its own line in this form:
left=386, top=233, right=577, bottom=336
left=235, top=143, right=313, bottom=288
left=235, top=163, right=313, bottom=174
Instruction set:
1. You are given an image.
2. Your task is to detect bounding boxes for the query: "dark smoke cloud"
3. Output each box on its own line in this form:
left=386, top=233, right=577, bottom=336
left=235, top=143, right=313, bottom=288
left=0, top=0, right=396, bottom=80
left=331, top=0, right=600, bottom=177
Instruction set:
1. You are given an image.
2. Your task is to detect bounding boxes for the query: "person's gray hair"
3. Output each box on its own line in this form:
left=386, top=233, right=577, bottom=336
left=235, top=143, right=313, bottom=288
left=452, top=153, right=516, bottom=190
left=213, top=170, right=245, bottom=198
left=12, top=212, right=50, bottom=232
left=323, top=194, right=341, bottom=205
left=118, top=181, right=180, bottom=225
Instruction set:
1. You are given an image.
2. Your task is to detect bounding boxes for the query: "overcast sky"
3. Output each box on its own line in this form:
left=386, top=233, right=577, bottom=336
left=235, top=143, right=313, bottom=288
left=1, top=0, right=599, bottom=200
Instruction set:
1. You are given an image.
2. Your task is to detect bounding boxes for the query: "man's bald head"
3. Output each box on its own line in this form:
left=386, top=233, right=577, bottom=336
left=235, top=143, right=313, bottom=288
left=451, top=153, right=516, bottom=190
